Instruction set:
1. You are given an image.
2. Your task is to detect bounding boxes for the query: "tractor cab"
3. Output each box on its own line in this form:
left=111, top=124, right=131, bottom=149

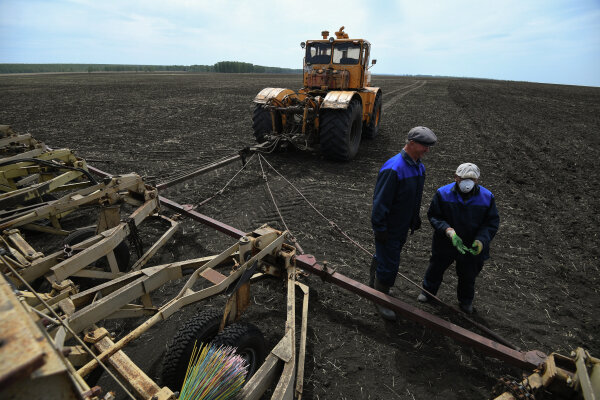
left=302, top=27, right=373, bottom=90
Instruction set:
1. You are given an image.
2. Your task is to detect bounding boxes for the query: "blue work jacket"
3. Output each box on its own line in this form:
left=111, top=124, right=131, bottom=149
left=371, top=150, right=425, bottom=239
left=428, top=183, right=500, bottom=259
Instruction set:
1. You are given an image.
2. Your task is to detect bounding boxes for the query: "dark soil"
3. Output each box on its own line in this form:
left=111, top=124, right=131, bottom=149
left=1, top=72, right=599, bottom=399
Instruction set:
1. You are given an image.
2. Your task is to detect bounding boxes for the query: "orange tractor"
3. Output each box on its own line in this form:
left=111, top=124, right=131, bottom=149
left=252, top=27, right=382, bottom=161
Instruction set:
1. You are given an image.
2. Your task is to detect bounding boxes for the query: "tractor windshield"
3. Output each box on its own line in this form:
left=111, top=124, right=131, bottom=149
left=332, top=42, right=361, bottom=65
left=306, top=42, right=332, bottom=64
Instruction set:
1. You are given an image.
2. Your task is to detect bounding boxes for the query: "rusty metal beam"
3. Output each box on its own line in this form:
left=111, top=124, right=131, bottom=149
left=88, top=163, right=247, bottom=238
left=87, top=162, right=547, bottom=371
left=294, top=254, right=546, bottom=371
left=159, top=196, right=246, bottom=239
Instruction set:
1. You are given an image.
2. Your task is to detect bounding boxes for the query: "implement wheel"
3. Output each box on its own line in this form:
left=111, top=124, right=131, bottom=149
left=320, top=98, right=362, bottom=161
left=212, top=322, right=266, bottom=379
left=252, top=104, right=282, bottom=143
left=362, top=91, right=382, bottom=139
left=161, top=309, right=223, bottom=391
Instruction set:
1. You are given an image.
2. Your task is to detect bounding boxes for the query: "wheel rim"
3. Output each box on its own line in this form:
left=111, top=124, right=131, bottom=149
left=239, top=347, right=258, bottom=375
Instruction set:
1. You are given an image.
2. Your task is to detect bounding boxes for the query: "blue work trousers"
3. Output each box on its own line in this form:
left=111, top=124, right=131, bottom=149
left=422, top=246, right=484, bottom=306
left=374, top=236, right=407, bottom=287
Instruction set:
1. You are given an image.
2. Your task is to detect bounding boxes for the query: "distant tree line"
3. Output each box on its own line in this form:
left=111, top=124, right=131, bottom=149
left=0, top=62, right=301, bottom=74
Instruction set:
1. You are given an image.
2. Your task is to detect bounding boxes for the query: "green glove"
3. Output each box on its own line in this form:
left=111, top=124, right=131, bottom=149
left=450, top=232, right=467, bottom=254
left=468, top=240, right=483, bottom=255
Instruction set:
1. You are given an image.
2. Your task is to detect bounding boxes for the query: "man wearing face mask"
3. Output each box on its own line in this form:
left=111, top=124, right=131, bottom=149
left=417, top=163, right=499, bottom=314
left=371, top=126, right=437, bottom=321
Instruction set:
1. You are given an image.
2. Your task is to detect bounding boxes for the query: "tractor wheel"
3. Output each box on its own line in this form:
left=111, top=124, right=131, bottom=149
left=64, top=226, right=130, bottom=272
left=161, top=309, right=224, bottom=392
left=320, top=98, right=363, bottom=161
left=212, top=322, right=267, bottom=380
left=252, top=105, right=281, bottom=143
left=362, top=91, right=382, bottom=139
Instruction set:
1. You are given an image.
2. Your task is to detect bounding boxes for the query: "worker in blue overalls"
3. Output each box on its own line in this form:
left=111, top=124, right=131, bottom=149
left=417, top=163, right=500, bottom=314
left=371, top=126, right=438, bottom=321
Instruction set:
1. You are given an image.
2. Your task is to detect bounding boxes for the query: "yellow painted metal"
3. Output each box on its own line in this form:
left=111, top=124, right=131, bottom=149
left=0, top=274, right=81, bottom=399
left=93, top=327, right=174, bottom=399
left=294, top=281, right=309, bottom=400
left=254, top=88, right=296, bottom=104
left=271, top=263, right=297, bottom=399
left=322, top=90, right=358, bottom=109
left=493, top=349, right=600, bottom=400
left=358, top=89, right=380, bottom=122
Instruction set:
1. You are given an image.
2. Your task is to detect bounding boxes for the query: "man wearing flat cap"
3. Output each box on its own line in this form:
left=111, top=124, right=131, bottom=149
left=370, top=126, right=437, bottom=320
left=417, top=162, right=499, bottom=314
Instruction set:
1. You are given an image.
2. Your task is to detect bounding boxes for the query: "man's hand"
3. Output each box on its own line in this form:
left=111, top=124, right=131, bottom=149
left=410, top=215, right=422, bottom=235
left=468, top=240, right=483, bottom=255
left=375, top=230, right=388, bottom=244
left=446, top=228, right=467, bottom=254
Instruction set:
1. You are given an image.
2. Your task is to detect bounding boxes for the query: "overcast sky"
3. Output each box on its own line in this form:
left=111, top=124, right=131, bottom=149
left=1, top=0, right=599, bottom=86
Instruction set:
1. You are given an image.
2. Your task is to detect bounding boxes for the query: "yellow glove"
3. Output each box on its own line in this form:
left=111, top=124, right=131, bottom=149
left=469, top=240, right=483, bottom=255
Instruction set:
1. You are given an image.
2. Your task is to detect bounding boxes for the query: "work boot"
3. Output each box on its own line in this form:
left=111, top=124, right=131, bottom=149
left=459, top=303, right=474, bottom=314
left=374, top=278, right=397, bottom=321
left=368, top=258, right=377, bottom=288
left=417, top=292, right=428, bottom=303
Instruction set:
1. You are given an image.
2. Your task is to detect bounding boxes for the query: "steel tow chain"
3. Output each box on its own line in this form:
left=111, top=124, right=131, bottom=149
left=257, top=155, right=304, bottom=255
left=258, top=154, right=369, bottom=256
left=195, top=153, right=258, bottom=208
left=255, top=154, right=521, bottom=349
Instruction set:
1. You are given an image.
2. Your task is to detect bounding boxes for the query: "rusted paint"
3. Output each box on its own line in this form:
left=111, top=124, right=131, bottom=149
left=94, top=332, right=161, bottom=398
left=200, top=267, right=226, bottom=284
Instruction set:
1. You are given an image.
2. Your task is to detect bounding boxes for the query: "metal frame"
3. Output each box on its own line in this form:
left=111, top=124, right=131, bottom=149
left=0, top=173, right=175, bottom=291
left=2, top=131, right=597, bottom=400
left=2, top=224, right=304, bottom=400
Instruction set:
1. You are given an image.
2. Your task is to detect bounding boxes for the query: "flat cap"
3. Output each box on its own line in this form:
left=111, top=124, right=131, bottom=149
left=455, top=163, right=480, bottom=179
left=408, top=126, right=437, bottom=146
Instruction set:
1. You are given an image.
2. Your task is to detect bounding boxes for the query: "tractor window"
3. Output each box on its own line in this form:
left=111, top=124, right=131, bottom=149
left=333, top=42, right=361, bottom=65
left=306, top=43, right=332, bottom=64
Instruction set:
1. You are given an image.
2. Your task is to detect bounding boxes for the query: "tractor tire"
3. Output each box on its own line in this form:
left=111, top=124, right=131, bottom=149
left=362, top=91, right=382, bottom=139
left=212, top=322, right=267, bottom=380
left=320, top=98, right=363, bottom=161
left=252, top=105, right=281, bottom=143
left=161, top=309, right=224, bottom=392
left=64, top=226, right=130, bottom=272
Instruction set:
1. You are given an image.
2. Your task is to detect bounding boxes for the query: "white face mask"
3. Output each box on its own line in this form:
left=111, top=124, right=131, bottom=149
left=458, top=179, right=475, bottom=193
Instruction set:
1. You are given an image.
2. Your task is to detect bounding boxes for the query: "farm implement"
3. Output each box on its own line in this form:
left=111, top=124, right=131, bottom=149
left=1, top=126, right=598, bottom=400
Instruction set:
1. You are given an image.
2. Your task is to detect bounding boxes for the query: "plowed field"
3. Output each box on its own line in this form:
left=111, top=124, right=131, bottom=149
left=1, top=72, right=598, bottom=399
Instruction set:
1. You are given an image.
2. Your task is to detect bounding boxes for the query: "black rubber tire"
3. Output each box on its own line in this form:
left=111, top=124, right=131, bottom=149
left=161, top=309, right=223, bottom=392
left=64, top=226, right=130, bottom=272
left=320, top=98, right=363, bottom=161
left=252, top=104, right=281, bottom=143
left=362, top=91, right=382, bottom=139
left=212, top=322, right=266, bottom=379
